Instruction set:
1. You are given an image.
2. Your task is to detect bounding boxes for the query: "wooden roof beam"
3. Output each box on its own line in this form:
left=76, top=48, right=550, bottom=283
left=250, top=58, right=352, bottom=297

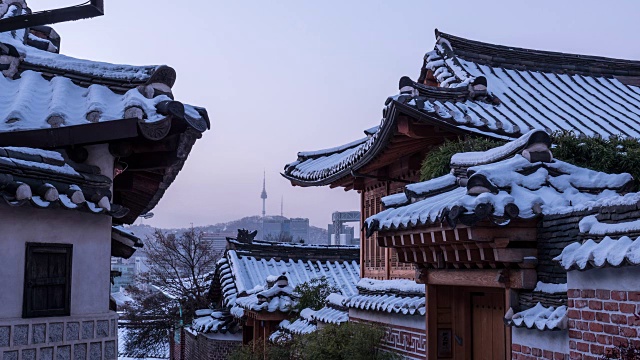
left=425, top=268, right=536, bottom=289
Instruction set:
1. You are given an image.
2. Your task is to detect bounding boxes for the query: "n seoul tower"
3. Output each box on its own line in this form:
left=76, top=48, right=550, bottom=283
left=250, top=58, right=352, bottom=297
left=261, top=171, right=267, bottom=217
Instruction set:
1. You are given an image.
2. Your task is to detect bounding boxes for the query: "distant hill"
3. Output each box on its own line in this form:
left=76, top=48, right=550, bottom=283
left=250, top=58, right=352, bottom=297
left=126, top=216, right=329, bottom=245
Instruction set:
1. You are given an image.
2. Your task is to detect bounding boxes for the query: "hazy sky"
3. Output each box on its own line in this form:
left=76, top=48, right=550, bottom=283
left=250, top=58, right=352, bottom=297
left=36, top=0, right=640, bottom=228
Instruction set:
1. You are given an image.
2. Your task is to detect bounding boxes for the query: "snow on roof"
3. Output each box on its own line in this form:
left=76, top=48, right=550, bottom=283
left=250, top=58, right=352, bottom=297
left=312, top=306, right=348, bottom=325
left=0, top=145, right=122, bottom=217
left=112, top=226, right=143, bottom=247
left=450, top=129, right=547, bottom=167
left=191, top=309, right=240, bottom=334
left=505, top=302, right=568, bottom=331
left=270, top=305, right=348, bottom=342
left=110, top=291, right=133, bottom=307
left=404, top=174, right=458, bottom=200
left=554, top=236, right=640, bottom=270
left=283, top=32, right=640, bottom=187
left=0, top=70, right=169, bottom=132
left=347, top=293, right=425, bottom=316
left=347, top=278, right=426, bottom=316
left=297, top=137, right=369, bottom=158
left=284, top=133, right=376, bottom=184
left=426, top=32, right=640, bottom=139
left=0, top=6, right=209, bottom=135
left=234, top=275, right=296, bottom=313
left=217, top=249, right=360, bottom=315
left=326, top=293, right=347, bottom=308
left=367, top=135, right=633, bottom=233
left=357, top=278, right=425, bottom=295
left=0, top=9, right=159, bottom=83
left=381, top=192, right=409, bottom=208
left=533, top=282, right=567, bottom=294
left=277, top=317, right=317, bottom=336
left=230, top=238, right=359, bottom=250
left=579, top=214, right=640, bottom=237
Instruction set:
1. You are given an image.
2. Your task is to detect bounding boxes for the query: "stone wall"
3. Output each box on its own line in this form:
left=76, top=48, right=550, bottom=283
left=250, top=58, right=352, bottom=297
left=183, top=329, right=241, bottom=360
left=567, top=267, right=640, bottom=360
left=0, top=312, right=118, bottom=360
left=349, top=310, right=426, bottom=360
left=537, top=210, right=593, bottom=285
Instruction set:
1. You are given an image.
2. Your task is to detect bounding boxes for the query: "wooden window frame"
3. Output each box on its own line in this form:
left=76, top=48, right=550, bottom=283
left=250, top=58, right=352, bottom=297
left=23, top=243, right=73, bottom=318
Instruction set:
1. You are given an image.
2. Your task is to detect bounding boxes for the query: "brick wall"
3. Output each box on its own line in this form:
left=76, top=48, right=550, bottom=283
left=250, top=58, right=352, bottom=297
left=512, top=343, right=568, bottom=360
left=567, top=288, right=640, bottom=360
left=184, top=329, right=241, bottom=360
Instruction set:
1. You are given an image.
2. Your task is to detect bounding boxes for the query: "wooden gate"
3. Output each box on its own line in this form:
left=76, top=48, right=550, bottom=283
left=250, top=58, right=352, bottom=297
left=471, top=292, right=506, bottom=360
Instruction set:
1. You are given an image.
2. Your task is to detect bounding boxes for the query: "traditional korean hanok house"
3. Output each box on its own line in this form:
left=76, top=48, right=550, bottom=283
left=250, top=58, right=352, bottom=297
left=0, top=2, right=209, bottom=359
left=283, top=29, right=640, bottom=359
left=365, top=130, right=640, bottom=359
left=189, top=237, right=360, bottom=357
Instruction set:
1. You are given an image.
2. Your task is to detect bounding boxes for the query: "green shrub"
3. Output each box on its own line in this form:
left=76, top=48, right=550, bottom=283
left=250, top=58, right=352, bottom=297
left=293, top=277, right=338, bottom=312
left=420, top=131, right=640, bottom=190
left=551, top=131, right=640, bottom=187
left=228, top=323, right=400, bottom=360
left=297, top=322, right=400, bottom=360
left=228, top=340, right=291, bottom=360
left=419, top=136, right=505, bottom=181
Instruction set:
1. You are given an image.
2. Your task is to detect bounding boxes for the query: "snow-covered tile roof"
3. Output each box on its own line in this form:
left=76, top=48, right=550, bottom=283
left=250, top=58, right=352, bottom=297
left=191, top=309, right=240, bottom=334
left=235, top=274, right=296, bottom=313
left=533, top=281, right=567, bottom=294
left=366, top=131, right=634, bottom=233
left=0, top=4, right=159, bottom=86
left=278, top=308, right=318, bottom=335
left=347, top=278, right=426, bottom=316
left=270, top=305, right=348, bottom=342
left=312, top=306, right=349, bottom=325
left=0, top=145, right=129, bottom=217
left=0, top=3, right=209, bottom=138
left=110, top=291, right=133, bottom=308
left=554, top=236, right=640, bottom=270
left=579, top=214, right=640, bottom=237
left=356, top=278, right=426, bottom=295
left=283, top=30, right=640, bottom=187
left=505, top=302, right=568, bottom=331
left=217, top=248, right=360, bottom=317
left=112, top=226, right=143, bottom=248
left=347, top=293, right=425, bottom=316
left=283, top=133, right=375, bottom=185
left=381, top=192, right=409, bottom=208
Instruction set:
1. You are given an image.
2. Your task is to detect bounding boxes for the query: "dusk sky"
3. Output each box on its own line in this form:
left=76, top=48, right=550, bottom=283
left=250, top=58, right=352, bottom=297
left=37, top=0, right=640, bottom=229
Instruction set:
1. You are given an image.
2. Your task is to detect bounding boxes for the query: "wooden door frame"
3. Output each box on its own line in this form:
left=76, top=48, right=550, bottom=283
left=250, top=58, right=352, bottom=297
left=427, top=285, right=511, bottom=360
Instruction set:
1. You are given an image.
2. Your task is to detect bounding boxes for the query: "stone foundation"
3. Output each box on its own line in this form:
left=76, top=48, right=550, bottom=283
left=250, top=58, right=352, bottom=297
left=349, top=310, right=426, bottom=360
left=0, top=312, right=118, bottom=360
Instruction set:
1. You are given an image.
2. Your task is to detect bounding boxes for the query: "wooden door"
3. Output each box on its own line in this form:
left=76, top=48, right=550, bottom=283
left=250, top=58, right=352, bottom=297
left=471, top=292, right=506, bottom=360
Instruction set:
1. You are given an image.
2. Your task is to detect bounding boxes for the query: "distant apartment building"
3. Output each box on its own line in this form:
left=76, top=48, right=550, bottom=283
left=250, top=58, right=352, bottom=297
left=111, top=258, right=136, bottom=293
left=202, top=232, right=235, bottom=256
left=327, top=224, right=356, bottom=245
left=111, top=255, right=150, bottom=293
left=262, top=217, right=310, bottom=243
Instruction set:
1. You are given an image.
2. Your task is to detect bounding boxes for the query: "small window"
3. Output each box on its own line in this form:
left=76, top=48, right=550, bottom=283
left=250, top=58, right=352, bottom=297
left=23, top=243, right=72, bottom=318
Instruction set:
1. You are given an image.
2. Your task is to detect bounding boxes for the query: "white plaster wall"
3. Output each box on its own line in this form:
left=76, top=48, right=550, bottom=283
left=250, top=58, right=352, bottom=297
left=84, top=144, right=114, bottom=182
left=0, top=205, right=111, bottom=318
left=568, top=267, right=640, bottom=291
left=349, top=309, right=426, bottom=330
left=512, top=328, right=569, bottom=354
